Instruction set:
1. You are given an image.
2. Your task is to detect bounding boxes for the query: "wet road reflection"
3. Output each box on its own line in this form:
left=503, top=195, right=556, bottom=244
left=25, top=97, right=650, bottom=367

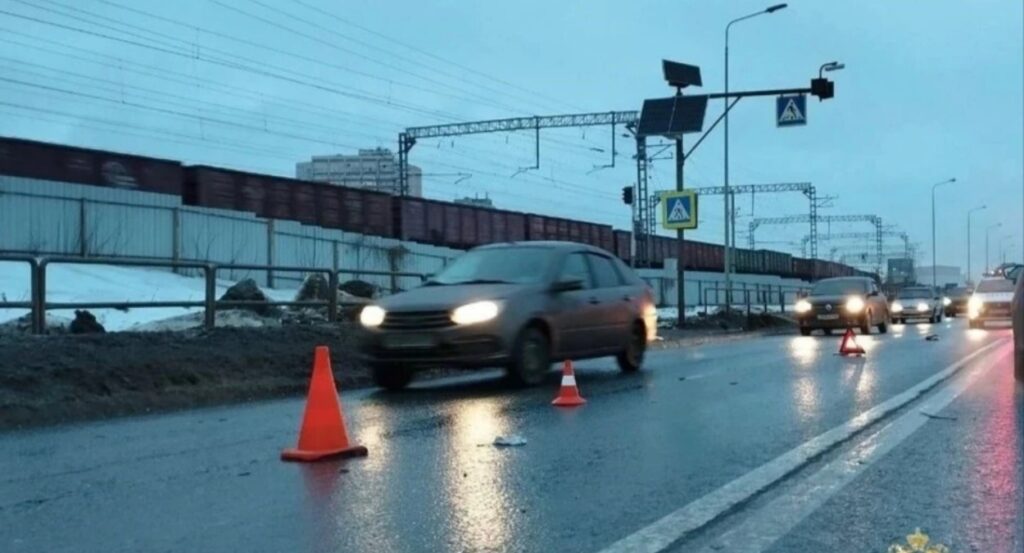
left=442, top=400, right=515, bottom=551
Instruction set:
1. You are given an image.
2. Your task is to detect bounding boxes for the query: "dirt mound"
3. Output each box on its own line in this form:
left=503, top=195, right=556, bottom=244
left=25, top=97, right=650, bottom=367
left=69, top=310, right=105, bottom=334
left=0, top=324, right=366, bottom=429
left=682, top=311, right=793, bottom=331
left=218, top=278, right=278, bottom=316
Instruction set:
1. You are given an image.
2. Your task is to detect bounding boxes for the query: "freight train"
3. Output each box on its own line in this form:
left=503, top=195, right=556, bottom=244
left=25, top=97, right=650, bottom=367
left=0, top=136, right=861, bottom=280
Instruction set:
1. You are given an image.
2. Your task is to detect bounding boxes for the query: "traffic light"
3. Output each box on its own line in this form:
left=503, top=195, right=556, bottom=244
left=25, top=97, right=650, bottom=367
left=622, top=185, right=634, bottom=205
left=810, top=77, right=834, bottom=101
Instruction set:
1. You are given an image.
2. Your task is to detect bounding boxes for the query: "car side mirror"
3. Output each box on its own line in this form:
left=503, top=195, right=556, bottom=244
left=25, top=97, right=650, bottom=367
left=551, top=279, right=584, bottom=293
left=868, top=290, right=880, bottom=297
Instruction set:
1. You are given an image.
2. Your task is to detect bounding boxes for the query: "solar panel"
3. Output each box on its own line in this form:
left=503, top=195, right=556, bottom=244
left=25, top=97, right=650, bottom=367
left=636, top=95, right=709, bottom=138
left=662, top=60, right=702, bottom=89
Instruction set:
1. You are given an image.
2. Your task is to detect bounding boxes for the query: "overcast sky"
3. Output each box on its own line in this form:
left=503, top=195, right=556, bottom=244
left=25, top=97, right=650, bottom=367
left=0, top=0, right=1021, bottom=278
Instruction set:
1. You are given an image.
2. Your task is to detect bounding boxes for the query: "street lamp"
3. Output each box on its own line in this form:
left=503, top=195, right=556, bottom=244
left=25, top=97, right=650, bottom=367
left=985, top=222, right=1002, bottom=273
left=966, top=205, right=986, bottom=285
left=930, top=178, right=956, bottom=290
left=999, top=234, right=1014, bottom=265
left=819, top=61, right=846, bottom=78
left=724, top=2, right=787, bottom=305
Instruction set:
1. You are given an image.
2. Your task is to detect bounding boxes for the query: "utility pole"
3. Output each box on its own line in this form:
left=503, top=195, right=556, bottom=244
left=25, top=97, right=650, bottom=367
left=966, top=205, right=985, bottom=286
left=676, top=130, right=685, bottom=325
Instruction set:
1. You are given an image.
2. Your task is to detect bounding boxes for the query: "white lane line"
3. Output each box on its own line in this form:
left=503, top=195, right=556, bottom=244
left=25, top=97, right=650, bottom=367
left=696, top=342, right=1012, bottom=553
left=597, top=338, right=1008, bottom=553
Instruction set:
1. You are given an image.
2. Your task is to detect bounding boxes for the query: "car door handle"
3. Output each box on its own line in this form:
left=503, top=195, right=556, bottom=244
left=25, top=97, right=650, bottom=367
left=588, top=297, right=600, bottom=305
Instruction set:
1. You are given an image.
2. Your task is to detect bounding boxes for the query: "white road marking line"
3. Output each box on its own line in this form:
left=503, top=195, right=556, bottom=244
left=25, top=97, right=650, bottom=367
left=596, top=338, right=1007, bottom=553
left=696, top=342, right=1011, bottom=553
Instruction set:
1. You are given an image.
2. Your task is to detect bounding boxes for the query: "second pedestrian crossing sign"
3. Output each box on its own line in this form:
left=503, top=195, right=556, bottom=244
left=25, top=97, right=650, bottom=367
left=776, top=94, right=807, bottom=127
left=660, top=190, right=698, bottom=230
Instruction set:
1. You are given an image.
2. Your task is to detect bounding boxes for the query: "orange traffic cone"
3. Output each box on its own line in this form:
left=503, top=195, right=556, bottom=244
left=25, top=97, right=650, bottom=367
left=838, top=328, right=866, bottom=357
left=282, top=346, right=368, bottom=462
left=552, top=360, right=586, bottom=407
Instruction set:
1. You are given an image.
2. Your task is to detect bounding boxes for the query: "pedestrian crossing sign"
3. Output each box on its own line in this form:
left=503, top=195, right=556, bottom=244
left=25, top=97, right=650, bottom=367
left=660, top=190, right=698, bottom=230
left=776, top=94, right=807, bottom=127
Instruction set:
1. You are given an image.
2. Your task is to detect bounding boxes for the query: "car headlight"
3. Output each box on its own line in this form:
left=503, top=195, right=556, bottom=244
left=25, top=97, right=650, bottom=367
left=451, top=300, right=500, bottom=325
left=359, top=305, right=386, bottom=328
left=916, top=302, right=929, bottom=312
left=845, top=296, right=865, bottom=313
left=891, top=301, right=904, bottom=313
left=942, top=297, right=952, bottom=307
left=795, top=299, right=812, bottom=314
left=967, top=296, right=983, bottom=318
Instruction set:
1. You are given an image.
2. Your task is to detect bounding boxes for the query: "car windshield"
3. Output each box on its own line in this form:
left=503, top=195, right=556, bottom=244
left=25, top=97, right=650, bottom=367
left=810, top=279, right=866, bottom=295
left=899, top=289, right=934, bottom=299
left=427, top=247, right=552, bottom=285
left=975, top=279, right=1015, bottom=293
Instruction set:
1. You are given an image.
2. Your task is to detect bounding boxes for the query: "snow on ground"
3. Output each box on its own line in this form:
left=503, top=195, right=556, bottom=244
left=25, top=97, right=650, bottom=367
left=0, top=261, right=298, bottom=332
left=657, top=305, right=792, bottom=327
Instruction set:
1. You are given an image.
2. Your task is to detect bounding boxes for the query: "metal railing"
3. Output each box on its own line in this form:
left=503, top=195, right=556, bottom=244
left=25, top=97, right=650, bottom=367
left=0, top=255, right=428, bottom=334
left=642, top=274, right=808, bottom=312
left=701, top=283, right=809, bottom=316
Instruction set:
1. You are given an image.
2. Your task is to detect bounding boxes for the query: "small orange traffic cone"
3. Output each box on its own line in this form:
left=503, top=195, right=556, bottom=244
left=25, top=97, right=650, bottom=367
left=282, top=346, right=368, bottom=462
left=552, top=360, right=586, bottom=407
left=838, top=328, right=866, bottom=357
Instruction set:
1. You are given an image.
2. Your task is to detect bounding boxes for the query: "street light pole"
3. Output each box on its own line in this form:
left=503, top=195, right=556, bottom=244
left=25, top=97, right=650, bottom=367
left=724, top=3, right=786, bottom=308
left=999, top=234, right=1013, bottom=266
left=966, top=205, right=986, bottom=285
left=985, top=222, right=1002, bottom=273
left=930, top=178, right=956, bottom=290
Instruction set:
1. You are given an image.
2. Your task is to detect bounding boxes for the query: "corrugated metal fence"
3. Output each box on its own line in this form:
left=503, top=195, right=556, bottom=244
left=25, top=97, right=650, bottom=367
left=0, top=176, right=460, bottom=291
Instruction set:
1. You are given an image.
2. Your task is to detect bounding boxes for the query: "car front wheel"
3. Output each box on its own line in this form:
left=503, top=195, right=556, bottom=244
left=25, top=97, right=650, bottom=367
left=860, top=313, right=872, bottom=335
left=617, top=323, right=646, bottom=373
left=507, top=326, right=551, bottom=386
left=372, top=364, right=415, bottom=391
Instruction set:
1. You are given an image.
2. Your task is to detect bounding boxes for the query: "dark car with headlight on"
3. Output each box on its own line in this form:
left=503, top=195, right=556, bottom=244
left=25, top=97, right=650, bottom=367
left=794, top=276, right=890, bottom=336
left=968, top=277, right=1016, bottom=329
left=891, top=286, right=943, bottom=324
left=358, top=242, right=657, bottom=390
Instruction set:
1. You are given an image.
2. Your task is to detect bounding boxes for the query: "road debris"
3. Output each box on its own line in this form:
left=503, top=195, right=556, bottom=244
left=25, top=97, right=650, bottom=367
left=493, top=435, right=527, bottom=447
left=925, top=334, right=939, bottom=341
left=920, top=411, right=957, bottom=421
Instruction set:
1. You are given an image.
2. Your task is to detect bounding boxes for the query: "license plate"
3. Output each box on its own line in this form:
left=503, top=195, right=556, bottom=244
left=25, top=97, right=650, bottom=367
left=382, top=333, right=436, bottom=349
left=818, top=314, right=840, bottom=321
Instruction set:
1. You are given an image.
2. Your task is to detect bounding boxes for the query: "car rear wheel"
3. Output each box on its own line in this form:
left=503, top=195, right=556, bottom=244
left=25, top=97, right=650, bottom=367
left=616, top=323, right=646, bottom=373
left=372, top=364, right=415, bottom=391
left=507, top=326, right=551, bottom=387
left=800, top=327, right=812, bottom=336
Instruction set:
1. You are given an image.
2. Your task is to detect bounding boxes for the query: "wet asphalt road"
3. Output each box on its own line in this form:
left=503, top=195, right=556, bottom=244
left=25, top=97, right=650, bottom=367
left=0, top=319, right=1019, bottom=553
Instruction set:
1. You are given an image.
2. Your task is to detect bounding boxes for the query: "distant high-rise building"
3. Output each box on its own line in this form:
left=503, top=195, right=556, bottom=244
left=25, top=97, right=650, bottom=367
left=296, top=148, right=422, bottom=196
left=454, top=194, right=494, bottom=209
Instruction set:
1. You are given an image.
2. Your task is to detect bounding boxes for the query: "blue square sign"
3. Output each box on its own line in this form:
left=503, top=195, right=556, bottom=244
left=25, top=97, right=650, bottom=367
left=776, top=94, right=807, bottom=127
left=661, top=190, right=698, bottom=230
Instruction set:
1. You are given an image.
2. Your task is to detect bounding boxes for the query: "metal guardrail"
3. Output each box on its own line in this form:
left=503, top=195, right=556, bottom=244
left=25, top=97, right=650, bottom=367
left=0, top=255, right=428, bottom=334
left=701, top=283, right=809, bottom=316
left=642, top=275, right=807, bottom=312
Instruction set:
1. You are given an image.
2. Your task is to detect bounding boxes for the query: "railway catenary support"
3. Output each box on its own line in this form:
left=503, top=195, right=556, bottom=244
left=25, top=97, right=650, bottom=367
left=750, top=214, right=884, bottom=275
left=399, top=111, right=664, bottom=263
left=801, top=231, right=912, bottom=259
left=655, top=182, right=818, bottom=264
